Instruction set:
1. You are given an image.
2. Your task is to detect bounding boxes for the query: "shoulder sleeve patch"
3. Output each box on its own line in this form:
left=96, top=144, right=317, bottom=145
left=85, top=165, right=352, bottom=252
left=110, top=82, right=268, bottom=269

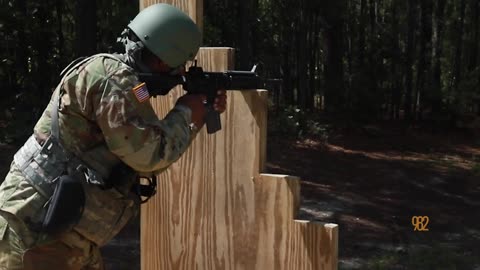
left=132, top=82, right=150, bottom=103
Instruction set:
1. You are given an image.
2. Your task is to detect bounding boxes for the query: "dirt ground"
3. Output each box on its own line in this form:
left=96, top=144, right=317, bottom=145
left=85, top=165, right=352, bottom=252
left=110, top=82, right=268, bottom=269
left=1, top=125, right=479, bottom=269
left=266, top=126, right=480, bottom=269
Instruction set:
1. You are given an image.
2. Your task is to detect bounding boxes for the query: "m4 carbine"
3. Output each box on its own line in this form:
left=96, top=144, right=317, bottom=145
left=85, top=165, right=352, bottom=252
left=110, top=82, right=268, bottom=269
left=138, top=63, right=262, bottom=134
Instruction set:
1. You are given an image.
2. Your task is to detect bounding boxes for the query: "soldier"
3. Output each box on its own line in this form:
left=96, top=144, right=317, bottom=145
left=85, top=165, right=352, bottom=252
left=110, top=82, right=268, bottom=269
left=0, top=4, right=226, bottom=269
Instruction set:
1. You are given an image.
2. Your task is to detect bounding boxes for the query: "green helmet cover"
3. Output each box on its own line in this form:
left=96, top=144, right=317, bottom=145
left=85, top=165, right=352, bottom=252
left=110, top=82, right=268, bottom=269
left=128, top=4, right=202, bottom=68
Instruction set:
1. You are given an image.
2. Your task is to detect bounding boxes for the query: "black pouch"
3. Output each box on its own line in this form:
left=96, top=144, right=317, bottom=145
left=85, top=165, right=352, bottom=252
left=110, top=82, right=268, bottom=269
left=42, top=175, right=85, bottom=235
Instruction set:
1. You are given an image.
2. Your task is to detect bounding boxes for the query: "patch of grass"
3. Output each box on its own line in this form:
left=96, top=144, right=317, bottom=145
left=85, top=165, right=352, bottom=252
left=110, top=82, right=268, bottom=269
left=406, top=245, right=475, bottom=270
left=359, top=245, right=476, bottom=270
left=268, top=106, right=331, bottom=140
left=362, top=253, right=400, bottom=270
left=435, top=155, right=458, bottom=173
left=472, top=162, right=480, bottom=177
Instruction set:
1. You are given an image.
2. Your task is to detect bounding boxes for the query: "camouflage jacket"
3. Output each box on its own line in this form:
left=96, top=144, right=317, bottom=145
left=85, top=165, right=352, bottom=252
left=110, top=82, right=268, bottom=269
left=0, top=54, right=194, bottom=246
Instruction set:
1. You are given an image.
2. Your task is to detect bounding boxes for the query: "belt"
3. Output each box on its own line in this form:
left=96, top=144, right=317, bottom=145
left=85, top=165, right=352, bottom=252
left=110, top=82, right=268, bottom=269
left=13, top=135, right=69, bottom=198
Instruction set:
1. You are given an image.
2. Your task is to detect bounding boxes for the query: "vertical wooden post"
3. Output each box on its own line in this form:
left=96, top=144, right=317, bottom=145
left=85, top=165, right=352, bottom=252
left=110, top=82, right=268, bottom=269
left=140, top=1, right=338, bottom=270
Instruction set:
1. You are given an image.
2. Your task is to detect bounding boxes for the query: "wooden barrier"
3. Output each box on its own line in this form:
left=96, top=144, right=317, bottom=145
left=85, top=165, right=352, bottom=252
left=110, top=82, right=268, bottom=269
left=140, top=1, right=338, bottom=270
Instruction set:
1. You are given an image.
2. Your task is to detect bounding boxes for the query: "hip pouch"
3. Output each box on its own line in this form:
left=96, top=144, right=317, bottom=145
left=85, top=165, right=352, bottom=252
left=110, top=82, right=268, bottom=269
left=42, top=175, right=85, bottom=235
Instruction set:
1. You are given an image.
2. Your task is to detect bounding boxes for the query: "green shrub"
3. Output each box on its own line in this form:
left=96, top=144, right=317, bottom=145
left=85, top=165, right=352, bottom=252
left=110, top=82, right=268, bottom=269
left=472, top=162, right=480, bottom=177
left=268, top=106, right=330, bottom=140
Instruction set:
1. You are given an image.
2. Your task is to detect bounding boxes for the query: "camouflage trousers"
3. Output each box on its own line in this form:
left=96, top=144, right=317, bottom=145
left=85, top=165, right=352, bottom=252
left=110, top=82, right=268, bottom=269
left=0, top=215, right=104, bottom=270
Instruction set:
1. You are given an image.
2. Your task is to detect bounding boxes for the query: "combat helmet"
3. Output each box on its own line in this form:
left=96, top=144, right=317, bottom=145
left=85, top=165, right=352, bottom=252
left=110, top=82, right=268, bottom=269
left=127, top=4, right=202, bottom=68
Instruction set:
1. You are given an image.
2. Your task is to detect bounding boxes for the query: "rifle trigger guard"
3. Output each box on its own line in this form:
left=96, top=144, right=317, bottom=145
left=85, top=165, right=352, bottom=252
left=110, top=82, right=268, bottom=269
left=134, top=175, right=157, bottom=204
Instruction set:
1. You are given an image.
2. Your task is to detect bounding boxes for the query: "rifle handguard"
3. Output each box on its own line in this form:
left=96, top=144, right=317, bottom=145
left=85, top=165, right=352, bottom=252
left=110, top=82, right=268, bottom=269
left=139, top=63, right=262, bottom=134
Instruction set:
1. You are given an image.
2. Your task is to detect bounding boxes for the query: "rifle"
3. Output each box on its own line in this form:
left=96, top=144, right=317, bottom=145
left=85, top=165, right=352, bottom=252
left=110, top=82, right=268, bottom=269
left=138, top=62, right=262, bottom=134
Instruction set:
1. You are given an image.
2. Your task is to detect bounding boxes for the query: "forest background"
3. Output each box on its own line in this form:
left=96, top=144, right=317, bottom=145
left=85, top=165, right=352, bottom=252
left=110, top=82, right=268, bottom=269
left=1, top=0, right=479, bottom=140
left=1, top=0, right=480, bottom=269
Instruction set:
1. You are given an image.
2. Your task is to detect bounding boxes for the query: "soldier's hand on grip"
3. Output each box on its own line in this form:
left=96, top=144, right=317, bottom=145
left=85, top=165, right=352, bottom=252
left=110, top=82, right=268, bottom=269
left=213, top=90, right=227, bottom=113
left=177, top=94, right=207, bottom=128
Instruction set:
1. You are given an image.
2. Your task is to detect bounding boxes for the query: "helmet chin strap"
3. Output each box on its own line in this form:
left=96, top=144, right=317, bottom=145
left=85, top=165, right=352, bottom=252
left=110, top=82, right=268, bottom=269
left=118, top=28, right=153, bottom=73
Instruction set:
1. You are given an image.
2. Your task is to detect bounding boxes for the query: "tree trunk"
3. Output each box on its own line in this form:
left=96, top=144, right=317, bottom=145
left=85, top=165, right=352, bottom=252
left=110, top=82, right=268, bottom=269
left=75, top=0, right=97, bottom=57
left=468, top=0, right=479, bottom=71
left=56, top=0, right=64, bottom=71
left=346, top=0, right=354, bottom=105
left=390, top=0, right=401, bottom=120
left=297, top=0, right=308, bottom=109
left=431, top=0, right=446, bottom=115
left=308, top=8, right=320, bottom=110
left=33, top=4, right=54, bottom=109
left=369, top=0, right=377, bottom=33
left=404, top=0, right=416, bottom=122
left=415, top=0, right=433, bottom=121
left=471, top=0, right=480, bottom=115
left=14, top=0, right=28, bottom=96
left=323, top=1, right=346, bottom=113
left=452, top=0, right=466, bottom=93
left=280, top=24, right=294, bottom=106
left=239, top=0, right=252, bottom=70
left=251, top=0, right=259, bottom=66
left=368, top=0, right=378, bottom=117
left=352, top=0, right=368, bottom=116
left=277, top=0, right=295, bottom=106
left=449, top=0, right=467, bottom=122
left=358, top=0, right=367, bottom=67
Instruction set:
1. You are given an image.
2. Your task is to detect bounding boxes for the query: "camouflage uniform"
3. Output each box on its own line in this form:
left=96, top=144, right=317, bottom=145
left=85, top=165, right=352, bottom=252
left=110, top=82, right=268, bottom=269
left=0, top=54, right=194, bottom=269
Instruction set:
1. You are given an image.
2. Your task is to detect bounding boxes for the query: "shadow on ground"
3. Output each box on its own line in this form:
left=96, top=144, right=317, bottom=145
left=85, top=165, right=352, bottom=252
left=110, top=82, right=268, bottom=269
left=1, top=126, right=479, bottom=269
left=266, top=128, right=480, bottom=269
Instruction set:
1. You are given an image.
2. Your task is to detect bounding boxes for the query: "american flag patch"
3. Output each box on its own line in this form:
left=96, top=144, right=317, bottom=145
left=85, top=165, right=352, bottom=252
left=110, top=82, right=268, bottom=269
left=132, top=82, right=150, bottom=103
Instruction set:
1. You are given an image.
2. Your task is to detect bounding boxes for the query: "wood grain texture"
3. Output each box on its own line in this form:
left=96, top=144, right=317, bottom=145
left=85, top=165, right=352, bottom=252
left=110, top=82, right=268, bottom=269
left=140, top=2, right=337, bottom=270
left=253, top=175, right=338, bottom=270
left=142, top=47, right=268, bottom=270
left=141, top=47, right=338, bottom=270
left=140, top=0, right=203, bottom=34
